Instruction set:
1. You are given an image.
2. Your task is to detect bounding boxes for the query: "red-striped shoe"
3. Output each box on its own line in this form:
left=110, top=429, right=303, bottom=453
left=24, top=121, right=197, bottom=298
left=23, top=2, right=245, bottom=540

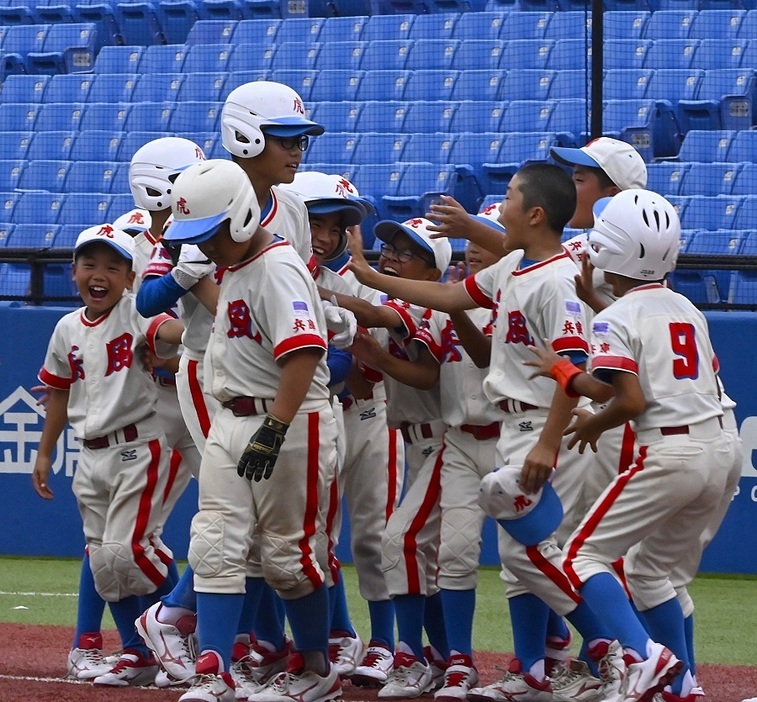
left=620, top=643, right=683, bottom=702
left=466, top=658, right=553, bottom=702
left=93, top=649, right=159, bottom=687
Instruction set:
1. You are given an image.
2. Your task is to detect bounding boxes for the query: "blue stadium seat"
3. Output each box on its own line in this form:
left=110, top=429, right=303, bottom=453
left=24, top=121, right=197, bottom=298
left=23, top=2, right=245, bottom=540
left=7, top=224, right=59, bottom=248
left=544, top=11, right=591, bottom=40
left=402, top=70, right=459, bottom=101
left=80, top=101, right=132, bottom=132
left=499, top=69, right=555, bottom=101
left=26, top=132, right=76, bottom=161
left=13, top=192, right=67, bottom=224
left=0, top=3, right=34, bottom=25
left=499, top=131, right=560, bottom=163
left=728, top=129, right=757, bottom=161
left=602, top=99, right=661, bottom=161
left=271, top=42, right=320, bottom=71
left=548, top=99, right=586, bottom=140
left=505, top=100, right=554, bottom=133
left=405, top=39, right=461, bottom=71
left=403, top=100, right=457, bottom=133
left=728, top=228, right=757, bottom=305
left=67, top=161, right=123, bottom=193
left=310, top=70, right=365, bottom=102
left=360, top=40, right=413, bottom=72
left=58, top=193, right=113, bottom=227
left=317, top=16, right=367, bottom=44
left=108, top=192, right=139, bottom=221
left=177, top=72, right=228, bottom=102
left=351, top=133, right=410, bottom=166
left=738, top=9, right=757, bottom=38
left=642, top=10, right=696, bottom=39
left=739, top=40, right=757, bottom=74
left=231, top=18, right=280, bottom=44
left=70, top=131, right=123, bottom=162
left=680, top=162, right=741, bottom=196
left=355, top=101, right=408, bottom=134
left=499, top=39, right=554, bottom=70
left=35, top=103, right=86, bottom=132
left=310, top=101, right=362, bottom=133
left=226, top=43, right=275, bottom=73
left=408, top=12, right=459, bottom=39
left=452, top=39, right=505, bottom=71
left=0, top=132, right=34, bottom=161
left=202, top=0, right=246, bottom=20
left=361, top=14, right=415, bottom=42
left=157, top=1, right=201, bottom=44
left=646, top=68, right=704, bottom=103
left=352, top=163, right=405, bottom=218
left=451, top=69, right=506, bottom=101
left=270, top=69, right=317, bottom=100
left=383, top=163, right=463, bottom=222
left=448, top=132, right=504, bottom=189
left=732, top=163, right=757, bottom=196
left=0, top=192, right=20, bottom=224
left=43, top=73, right=95, bottom=103
left=645, top=162, right=690, bottom=196
left=185, top=18, right=236, bottom=44
left=27, top=22, right=98, bottom=75
left=133, top=73, right=184, bottom=103
left=139, top=44, right=186, bottom=73
left=604, top=39, right=652, bottom=70
left=689, top=9, right=745, bottom=38
left=401, top=133, right=458, bottom=164
left=679, top=195, right=744, bottom=230
left=93, top=45, right=143, bottom=74
left=0, top=264, right=32, bottom=299
left=2, top=24, right=49, bottom=54
left=194, top=133, right=221, bottom=159
left=273, top=16, right=324, bottom=43
left=182, top=44, right=233, bottom=74
left=356, top=70, right=411, bottom=101
left=0, top=223, right=15, bottom=247
left=73, top=2, right=123, bottom=48
left=549, top=70, right=590, bottom=100
left=604, top=10, right=650, bottom=39
left=0, top=160, right=24, bottom=191
left=603, top=68, right=653, bottom=100
left=224, top=69, right=270, bottom=93
left=114, top=2, right=166, bottom=45
left=314, top=41, right=366, bottom=71
left=55, top=224, right=85, bottom=248
left=548, top=39, right=592, bottom=71
left=0, top=74, right=50, bottom=102
left=644, top=39, right=700, bottom=70
left=694, top=39, right=748, bottom=69
left=452, top=11, right=507, bottom=40
left=678, top=130, right=736, bottom=162
left=0, top=104, right=40, bottom=133
left=498, top=11, right=550, bottom=40
left=124, top=102, right=174, bottom=132
left=449, top=101, right=506, bottom=133
left=304, top=132, right=361, bottom=164
left=733, top=195, right=757, bottom=230
left=678, top=69, right=756, bottom=131
left=17, top=160, right=69, bottom=194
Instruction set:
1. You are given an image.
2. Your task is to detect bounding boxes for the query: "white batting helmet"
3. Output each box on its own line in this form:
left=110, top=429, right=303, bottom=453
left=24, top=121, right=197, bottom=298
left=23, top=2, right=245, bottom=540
left=588, top=189, right=681, bottom=281
left=112, top=208, right=151, bottom=236
left=163, top=160, right=261, bottom=245
left=129, top=137, right=206, bottom=211
left=221, top=81, right=324, bottom=159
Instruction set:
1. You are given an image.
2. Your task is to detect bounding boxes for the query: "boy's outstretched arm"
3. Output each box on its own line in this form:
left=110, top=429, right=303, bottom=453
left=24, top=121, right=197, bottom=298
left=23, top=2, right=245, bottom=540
left=450, top=310, right=492, bottom=369
left=32, top=387, right=69, bottom=500
left=426, top=195, right=507, bottom=258
left=349, top=332, right=439, bottom=390
left=318, top=285, right=403, bottom=331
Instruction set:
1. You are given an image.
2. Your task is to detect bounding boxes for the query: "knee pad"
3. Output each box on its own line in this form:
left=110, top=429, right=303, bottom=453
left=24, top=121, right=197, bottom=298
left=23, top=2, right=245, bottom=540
left=380, top=510, right=411, bottom=573
left=261, top=533, right=325, bottom=598
left=438, top=507, right=482, bottom=589
left=188, top=510, right=227, bottom=579
left=90, top=541, right=160, bottom=601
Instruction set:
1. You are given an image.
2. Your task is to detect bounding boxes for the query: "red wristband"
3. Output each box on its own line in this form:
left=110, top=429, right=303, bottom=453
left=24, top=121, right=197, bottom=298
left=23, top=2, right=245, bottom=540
left=550, top=358, right=582, bottom=398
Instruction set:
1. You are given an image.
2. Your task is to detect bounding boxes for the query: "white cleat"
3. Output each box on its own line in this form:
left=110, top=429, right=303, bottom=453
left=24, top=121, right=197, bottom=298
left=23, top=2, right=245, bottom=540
left=67, top=633, right=113, bottom=680
left=351, top=641, right=394, bottom=687
left=135, top=601, right=197, bottom=683
left=621, top=642, right=683, bottom=702
left=466, top=659, right=553, bottom=702
left=378, top=651, right=434, bottom=699
left=92, top=649, right=159, bottom=687
left=247, top=654, right=341, bottom=702
left=550, top=659, right=603, bottom=702
left=434, top=653, right=479, bottom=702
left=328, top=631, right=363, bottom=677
left=180, top=651, right=236, bottom=702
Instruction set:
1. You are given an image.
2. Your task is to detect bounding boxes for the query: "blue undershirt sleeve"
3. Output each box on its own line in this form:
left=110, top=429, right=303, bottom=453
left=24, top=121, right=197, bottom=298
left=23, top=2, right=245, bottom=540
left=136, top=273, right=188, bottom=318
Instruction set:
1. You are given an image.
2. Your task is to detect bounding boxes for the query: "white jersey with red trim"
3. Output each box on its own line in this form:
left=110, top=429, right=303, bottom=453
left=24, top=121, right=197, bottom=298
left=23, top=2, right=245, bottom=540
left=588, top=284, right=722, bottom=432
left=562, top=232, right=616, bottom=310
left=336, top=256, right=382, bottom=302
left=465, top=249, right=591, bottom=409
left=313, top=265, right=356, bottom=297
left=131, top=230, right=161, bottom=292
left=264, top=186, right=312, bottom=265
left=415, top=307, right=503, bottom=427
left=38, top=295, right=176, bottom=439
left=207, top=240, right=330, bottom=409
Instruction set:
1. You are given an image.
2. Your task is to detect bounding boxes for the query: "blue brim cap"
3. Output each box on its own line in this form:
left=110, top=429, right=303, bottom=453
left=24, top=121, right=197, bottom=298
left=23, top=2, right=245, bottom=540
left=307, top=199, right=367, bottom=227
left=374, top=220, right=435, bottom=260
left=550, top=145, right=601, bottom=169
left=592, top=196, right=613, bottom=220
left=262, top=117, right=325, bottom=138
left=162, top=212, right=227, bottom=244
left=75, top=239, right=133, bottom=261
left=471, top=214, right=506, bottom=232
left=497, top=481, right=563, bottom=546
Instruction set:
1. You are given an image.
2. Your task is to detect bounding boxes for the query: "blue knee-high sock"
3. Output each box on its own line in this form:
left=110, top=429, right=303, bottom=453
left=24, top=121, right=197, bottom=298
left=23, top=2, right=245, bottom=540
left=394, top=594, right=426, bottom=660
left=329, top=574, right=356, bottom=636
left=509, top=594, right=550, bottom=672
left=684, top=614, right=696, bottom=676
left=546, top=609, right=571, bottom=643
left=283, top=585, right=330, bottom=656
left=440, top=588, right=475, bottom=656
left=236, top=577, right=261, bottom=639
left=638, top=599, right=690, bottom=695
left=166, top=559, right=180, bottom=588
left=566, top=601, right=613, bottom=643
left=109, top=595, right=149, bottom=654
left=74, top=554, right=106, bottom=644
left=197, top=592, right=245, bottom=670
left=161, top=565, right=197, bottom=612
left=580, top=573, right=650, bottom=657
left=248, top=579, right=285, bottom=649
left=423, top=592, right=448, bottom=659
left=139, top=569, right=179, bottom=610
left=368, top=600, right=395, bottom=649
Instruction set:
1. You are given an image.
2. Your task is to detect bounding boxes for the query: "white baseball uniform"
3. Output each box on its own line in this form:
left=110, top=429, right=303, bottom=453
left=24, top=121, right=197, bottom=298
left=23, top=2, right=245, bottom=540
left=563, top=284, right=735, bottom=613
left=263, top=186, right=313, bottom=266
left=189, top=239, right=338, bottom=599
left=38, top=295, right=178, bottom=602
left=464, top=250, right=593, bottom=613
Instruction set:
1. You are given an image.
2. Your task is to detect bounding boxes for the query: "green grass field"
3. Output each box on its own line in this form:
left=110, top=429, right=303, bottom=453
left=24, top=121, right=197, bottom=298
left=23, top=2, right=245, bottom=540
left=1, top=557, right=754, bottom=666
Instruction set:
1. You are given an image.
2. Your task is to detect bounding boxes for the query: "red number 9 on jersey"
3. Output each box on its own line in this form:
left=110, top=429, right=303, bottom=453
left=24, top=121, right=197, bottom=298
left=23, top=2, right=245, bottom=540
left=669, top=322, right=699, bottom=379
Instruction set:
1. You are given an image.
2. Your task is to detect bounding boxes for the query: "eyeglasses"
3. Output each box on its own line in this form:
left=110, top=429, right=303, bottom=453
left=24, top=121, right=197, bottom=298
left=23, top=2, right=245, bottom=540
left=275, top=135, right=309, bottom=152
left=379, top=242, right=432, bottom=265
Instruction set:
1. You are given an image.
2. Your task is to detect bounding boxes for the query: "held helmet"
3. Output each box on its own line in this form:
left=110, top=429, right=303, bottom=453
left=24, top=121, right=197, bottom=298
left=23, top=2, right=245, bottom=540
left=162, top=160, right=261, bottom=245
left=221, top=81, right=324, bottom=159
left=588, top=189, right=681, bottom=281
left=129, top=137, right=206, bottom=211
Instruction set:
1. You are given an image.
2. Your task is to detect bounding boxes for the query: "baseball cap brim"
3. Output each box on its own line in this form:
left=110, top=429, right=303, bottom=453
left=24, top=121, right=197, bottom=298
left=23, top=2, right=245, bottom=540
left=471, top=214, right=506, bottom=232
left=162, top=212, right=227, bottom=244
left=498, top=481, right=563, bottom=546
left=550, top=145, right=601, bottom=169
left=262, top=117, right=325, bottom=138
left=75, top=238, right=133, bottom=261
left=592, top=196, right=613, bottom=221
left=306, top=198, right=370, bottom=227
left=374, top=220, right=435, bottom=260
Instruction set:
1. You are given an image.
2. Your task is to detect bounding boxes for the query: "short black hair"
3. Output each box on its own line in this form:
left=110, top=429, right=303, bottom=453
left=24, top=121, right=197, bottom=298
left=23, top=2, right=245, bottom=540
left=516, top=163, right=577, bottom=234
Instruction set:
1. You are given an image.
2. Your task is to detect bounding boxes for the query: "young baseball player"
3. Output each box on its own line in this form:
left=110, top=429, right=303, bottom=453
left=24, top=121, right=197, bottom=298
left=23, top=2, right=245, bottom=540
left=346, top=164, right=617, bottom=701
left=160, top=159, right=340, bottom=702
left=32, top=224, right=184, bottom=687
left=525, top=189, right=737, bottom=702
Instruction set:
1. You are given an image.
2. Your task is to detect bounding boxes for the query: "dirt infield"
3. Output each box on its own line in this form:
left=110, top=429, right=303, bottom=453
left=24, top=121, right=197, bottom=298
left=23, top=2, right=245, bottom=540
left=0, top=623, right=754, bottom=702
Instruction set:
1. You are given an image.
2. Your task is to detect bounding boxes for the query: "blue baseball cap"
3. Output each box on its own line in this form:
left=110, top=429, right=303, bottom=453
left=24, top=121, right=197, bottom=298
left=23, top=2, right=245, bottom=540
left=478, top=466, right=563, bottom=546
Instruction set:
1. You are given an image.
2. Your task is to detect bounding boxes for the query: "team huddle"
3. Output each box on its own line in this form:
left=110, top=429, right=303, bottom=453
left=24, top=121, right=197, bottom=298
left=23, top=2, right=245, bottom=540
left=30, top=80, right=742, bottom=702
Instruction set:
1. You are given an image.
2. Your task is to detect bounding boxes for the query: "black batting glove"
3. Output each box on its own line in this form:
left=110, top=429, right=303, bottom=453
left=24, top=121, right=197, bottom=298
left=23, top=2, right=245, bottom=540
left=237, top=414, right=289, bottom=482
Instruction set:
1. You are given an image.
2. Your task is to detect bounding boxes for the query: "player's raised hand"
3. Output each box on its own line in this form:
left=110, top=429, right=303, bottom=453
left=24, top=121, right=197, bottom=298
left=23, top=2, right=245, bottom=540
left=322, top=296, right=357, bottom=349
left=345, top=226, right=375, bottom=284
left=237, top=414, right=289, bottom=481
left=446, top=261, right=468, bottom=285
left=524, top=339, right=565, bottom=380
left=426, top=195, right=470, bottom=239
left=32, top=458, right=54, bottom=499
left=574, top=254, right=605, bottom=314
left=564, top=408, right=601, bottom=454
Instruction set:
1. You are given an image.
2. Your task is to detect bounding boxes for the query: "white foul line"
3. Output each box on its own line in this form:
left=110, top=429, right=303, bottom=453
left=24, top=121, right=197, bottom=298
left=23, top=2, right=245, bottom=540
left=0, top=590, right=78, bottom=597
